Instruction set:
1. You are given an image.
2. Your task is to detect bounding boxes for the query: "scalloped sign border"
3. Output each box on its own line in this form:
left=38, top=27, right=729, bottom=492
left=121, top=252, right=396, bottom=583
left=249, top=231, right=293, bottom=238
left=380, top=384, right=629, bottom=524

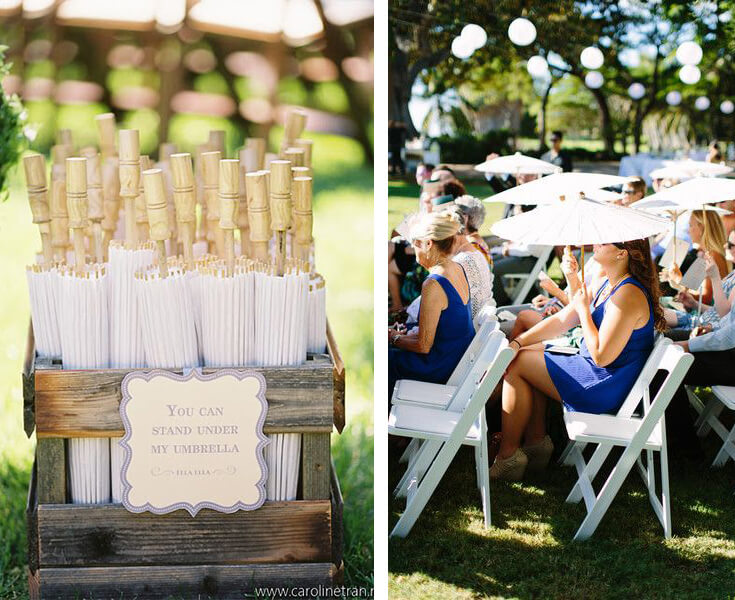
left=120, top=369, right=269, bottom=517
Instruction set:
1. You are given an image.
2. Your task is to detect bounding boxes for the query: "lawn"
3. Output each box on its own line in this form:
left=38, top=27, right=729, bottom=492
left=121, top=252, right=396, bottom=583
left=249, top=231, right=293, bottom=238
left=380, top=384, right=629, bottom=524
left=0, top=132, right=374, bottom=597
left=388, top=184, right=735, bottom=599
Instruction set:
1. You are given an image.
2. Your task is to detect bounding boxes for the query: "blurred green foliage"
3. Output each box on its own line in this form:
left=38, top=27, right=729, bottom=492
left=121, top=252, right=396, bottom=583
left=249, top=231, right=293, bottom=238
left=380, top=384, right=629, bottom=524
left=0, top=46, right=27, bottom=201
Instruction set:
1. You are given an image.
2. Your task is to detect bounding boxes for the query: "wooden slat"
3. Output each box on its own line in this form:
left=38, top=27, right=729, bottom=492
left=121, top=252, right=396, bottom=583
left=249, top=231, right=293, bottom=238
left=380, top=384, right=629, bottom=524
left=26, top=461, right=39, bottom=575
left=327, top=319, right=346, bottom=433
left=38, top=501, right=332, bottom=567
left=330, top=460, right=344, bottom=567
left=34, top=359, right=334, bottom=437
left=301, top=433, right=331, bottom=500
left=27, top=568, right=40, bottom=600
left=22, top=323, right=36, bottom=437
left=34, top=563, right=338, bottom=599
left=36, top=439, right=66, bottom=504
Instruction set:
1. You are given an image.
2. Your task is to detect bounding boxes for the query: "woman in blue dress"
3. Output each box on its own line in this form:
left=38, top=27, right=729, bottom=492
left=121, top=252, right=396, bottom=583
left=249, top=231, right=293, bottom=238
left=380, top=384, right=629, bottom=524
left=490, top=238, right=666, bottom=480
left=388, top=211, right=474, bottom=398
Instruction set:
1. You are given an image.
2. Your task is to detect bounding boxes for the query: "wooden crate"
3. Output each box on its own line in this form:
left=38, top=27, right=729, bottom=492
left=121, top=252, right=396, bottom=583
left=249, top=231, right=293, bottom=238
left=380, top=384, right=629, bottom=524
left=22, top=322, right=346, bottom=599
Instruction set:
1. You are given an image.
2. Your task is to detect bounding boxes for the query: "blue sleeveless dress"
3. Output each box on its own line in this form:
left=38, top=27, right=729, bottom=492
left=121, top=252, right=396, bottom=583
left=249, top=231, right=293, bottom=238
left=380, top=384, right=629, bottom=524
left=389, top=273, right=474, bottom=396
left=545, top=276, right=654, bottom=414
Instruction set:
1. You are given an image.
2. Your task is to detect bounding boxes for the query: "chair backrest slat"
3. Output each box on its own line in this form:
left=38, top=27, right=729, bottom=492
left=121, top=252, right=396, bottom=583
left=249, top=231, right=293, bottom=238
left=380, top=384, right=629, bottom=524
left=446, top=318, right=498, bottom=386
left=617, top=334, right=668, bottom=418
left=447, top=330, right=506, bottom=411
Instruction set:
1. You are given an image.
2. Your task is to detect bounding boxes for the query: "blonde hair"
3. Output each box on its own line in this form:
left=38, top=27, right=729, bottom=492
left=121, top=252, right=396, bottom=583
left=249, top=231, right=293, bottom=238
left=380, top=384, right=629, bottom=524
left=691, top=210, right=727, bottom=258
left=410, top=209, right=462, bottom=242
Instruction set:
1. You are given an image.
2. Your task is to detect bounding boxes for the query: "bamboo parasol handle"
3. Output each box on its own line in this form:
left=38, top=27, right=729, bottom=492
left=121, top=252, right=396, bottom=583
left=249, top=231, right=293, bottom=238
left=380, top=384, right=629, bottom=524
left=170, top=153, right=197, bottom=269
left=245, top=170, right=271, bottom=263
left=270, top=160, right=292, bottom=275
left=95, top=113, right=117, bottom=161
left=219, top=159, right=239, bottom=274
left=66, top=157, right=89, bottom=271
left=143, top=168, right=169, bottom=278
left=292, top=176, right=313, bottom=265
left=118, top=130, right=140, bottom=246
left=23, top=153, right=53, bottom=264
left=202, top=150, right=222, bottom=256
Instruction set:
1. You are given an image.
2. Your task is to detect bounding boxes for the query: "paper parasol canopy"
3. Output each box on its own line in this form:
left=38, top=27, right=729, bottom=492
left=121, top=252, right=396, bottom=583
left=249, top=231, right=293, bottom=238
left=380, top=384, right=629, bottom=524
left=474, top=152, right=561, bottom=175
left=491, top=195, right=670, bottom=246
left=634, top=177, right=735, bottom=208
left=631, top=196, right=733, bottom=216
left=484, top=172, right=631, bottom=205
left=660, top=159, right=733, bottom=178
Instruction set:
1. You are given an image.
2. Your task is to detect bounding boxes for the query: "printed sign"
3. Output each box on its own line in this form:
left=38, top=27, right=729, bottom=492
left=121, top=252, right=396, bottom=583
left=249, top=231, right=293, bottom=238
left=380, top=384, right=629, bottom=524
left=120, top=369, right=268, bottom=516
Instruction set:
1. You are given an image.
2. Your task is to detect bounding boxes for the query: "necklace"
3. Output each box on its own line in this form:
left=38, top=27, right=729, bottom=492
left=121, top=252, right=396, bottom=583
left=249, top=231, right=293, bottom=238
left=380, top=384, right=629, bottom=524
left=597, top=272, right=630, bottom=305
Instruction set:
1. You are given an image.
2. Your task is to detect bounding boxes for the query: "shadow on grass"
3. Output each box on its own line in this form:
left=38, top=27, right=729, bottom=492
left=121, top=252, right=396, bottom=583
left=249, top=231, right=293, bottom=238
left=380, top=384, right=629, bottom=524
left=389, top=444, right=735, bottom=600
left=0, top=457, right=32, bottom=599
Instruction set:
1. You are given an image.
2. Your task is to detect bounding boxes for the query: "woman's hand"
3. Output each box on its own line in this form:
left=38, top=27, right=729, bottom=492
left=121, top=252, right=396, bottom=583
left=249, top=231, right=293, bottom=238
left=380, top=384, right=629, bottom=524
left=543, top=303, right=561, bottom=317
left=531, top=294, right=550, bottom=309
left=690, top=324, right=713, bottom=338
left=704, top=251, right=721, bottom=282
left=676, top=290, right=697, bottom=311
left=561, top=250, right=579, bottom=278
left=571, top=286, right=590, bottom=316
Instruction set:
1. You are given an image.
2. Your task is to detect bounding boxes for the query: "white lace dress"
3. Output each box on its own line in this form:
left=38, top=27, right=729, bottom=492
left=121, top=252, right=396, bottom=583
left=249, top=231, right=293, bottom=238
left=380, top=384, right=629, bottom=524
left=453, top=250, right=495, bottom=321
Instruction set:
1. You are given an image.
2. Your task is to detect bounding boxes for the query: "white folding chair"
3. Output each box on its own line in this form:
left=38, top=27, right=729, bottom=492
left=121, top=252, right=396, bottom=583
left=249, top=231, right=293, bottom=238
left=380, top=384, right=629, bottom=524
left=688, top=385, right=735, bottom=467
left=397, top=318, right=499, bottom=466
left=564, top=342, right=693, bottom=541
left=504, top=245, right=554, bottom=305
left=389, top=334, right=514, bottom=537
left=558, top=334, right=668, bottom=467
left=473, top=303, right=498, bottom=331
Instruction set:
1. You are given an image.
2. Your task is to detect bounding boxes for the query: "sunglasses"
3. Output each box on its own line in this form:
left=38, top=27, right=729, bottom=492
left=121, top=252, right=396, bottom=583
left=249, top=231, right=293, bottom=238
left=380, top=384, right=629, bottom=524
left=622, top=189, right=636, bottom=195
left=727, top=241, right=735, bottom=250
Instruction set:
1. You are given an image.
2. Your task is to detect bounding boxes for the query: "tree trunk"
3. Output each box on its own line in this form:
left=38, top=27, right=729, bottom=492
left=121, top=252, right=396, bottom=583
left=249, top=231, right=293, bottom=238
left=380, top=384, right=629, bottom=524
left=389, top=44, right=418, bottom=139
left=537, top=78, right=554, bottom=152
left=589, top=87, right=615, bottom=154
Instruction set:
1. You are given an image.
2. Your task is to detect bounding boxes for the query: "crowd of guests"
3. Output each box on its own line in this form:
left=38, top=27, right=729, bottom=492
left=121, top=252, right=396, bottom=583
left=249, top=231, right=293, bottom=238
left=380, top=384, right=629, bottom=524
left=389, top=135, right=735, bottom=481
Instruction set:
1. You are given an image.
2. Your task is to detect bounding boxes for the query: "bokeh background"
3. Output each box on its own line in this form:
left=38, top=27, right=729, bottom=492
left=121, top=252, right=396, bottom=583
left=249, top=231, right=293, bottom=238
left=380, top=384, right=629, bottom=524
left=0, top=1, right=373, bottom=596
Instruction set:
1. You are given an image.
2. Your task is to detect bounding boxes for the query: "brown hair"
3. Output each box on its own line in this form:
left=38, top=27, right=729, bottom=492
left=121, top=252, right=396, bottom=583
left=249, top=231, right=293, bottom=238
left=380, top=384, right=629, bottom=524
left=441, top=179, right=466, bottom=199
left=626, top=176, right=646, bottom=197
left=613, top=238, right=666, bottom=331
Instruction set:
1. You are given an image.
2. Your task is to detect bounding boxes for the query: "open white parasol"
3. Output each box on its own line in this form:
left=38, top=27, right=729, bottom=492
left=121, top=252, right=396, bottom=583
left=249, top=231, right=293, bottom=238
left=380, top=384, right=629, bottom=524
left=660, top=159, right=733, bottom=178
left=474, top=151, right=561, bottom=175
left=491, top=194, right=670, bottom=282
left=483, top=172, right=631, bottom=205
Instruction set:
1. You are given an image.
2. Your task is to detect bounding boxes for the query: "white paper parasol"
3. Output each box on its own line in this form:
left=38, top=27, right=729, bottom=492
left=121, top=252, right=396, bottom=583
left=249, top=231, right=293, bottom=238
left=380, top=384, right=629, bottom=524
left=475, top=151, right=561, bottom=175
left=60, top=157, right=111, bottom=505
left=660, top=159, right=733, bottom=178
left=484, top=172, right=631, bottom=205
left=308, top=274, right=327, bottom=354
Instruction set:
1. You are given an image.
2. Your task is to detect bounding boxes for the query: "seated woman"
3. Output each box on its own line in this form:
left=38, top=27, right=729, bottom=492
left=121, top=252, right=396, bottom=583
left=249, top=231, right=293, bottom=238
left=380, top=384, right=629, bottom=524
left=490, top=239, right=665, bottom=480
left=663, top=229, right=735, bottom=336
left=454, top=195, right=493, bottom=265
left=388, top=211, right=475, bottom=397
left=660, top=209, right=729, bottom=309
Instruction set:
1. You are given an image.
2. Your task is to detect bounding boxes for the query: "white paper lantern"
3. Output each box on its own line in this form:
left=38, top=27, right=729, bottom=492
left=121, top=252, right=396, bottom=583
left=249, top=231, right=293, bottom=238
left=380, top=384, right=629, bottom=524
left=666, top=91, right=682, bottom=106
left=628, top=83, right=645, bottom=100
left=720, top=11, right=732, bottom=23
left=461, top=24, right=487, bottom=50
left=508, top=18, right=536, bottom=46
left=580, top=46, right=604, bottom=70
left=721, top=100, right=734, bottom=114
left=526, top=55, right=549, bottom=78
left=695, top=96, right=711, bottom=110
left=679, top=64, right=701, bottom=85
left=451, top=36, right=474, bottom=60
left=585, top=71, right=604, bottom=89
left=676, top=41, right=703, bottom=66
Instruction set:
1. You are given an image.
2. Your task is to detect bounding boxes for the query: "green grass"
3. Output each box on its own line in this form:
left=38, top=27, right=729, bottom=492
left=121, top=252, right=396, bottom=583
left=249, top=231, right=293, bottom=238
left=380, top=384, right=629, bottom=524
left=388, top=186, right=735, bottom=599
left=389, top=443, right=735, bottom=599
left=0, top=132, right=373, bottom=597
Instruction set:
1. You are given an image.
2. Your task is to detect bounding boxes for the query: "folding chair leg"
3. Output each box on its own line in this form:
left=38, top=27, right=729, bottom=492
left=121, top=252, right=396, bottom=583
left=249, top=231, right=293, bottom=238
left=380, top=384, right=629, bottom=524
left=660, top=435, right=672, bottom=539
left=391, top=437, right=465, bottom=538
left=693, top=396, right=724, bottom=437
left=399, top=438, right=421, bottom=464
left=477, top=437, right=491, bottom=528
left=712, top=425, right=735, bottom=467
left=474, top=445, right=482, bottom=490
left=573, top=444, right=643, bottom=541
left=566, top=443, right=614, bottom=504
left=558, top=440, right=585, bottom=466
left=394, top=439, right=441, bottom=498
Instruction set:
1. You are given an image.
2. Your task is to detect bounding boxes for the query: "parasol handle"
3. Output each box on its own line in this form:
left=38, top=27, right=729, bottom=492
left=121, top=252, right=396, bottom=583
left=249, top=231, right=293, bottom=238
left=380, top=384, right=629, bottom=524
left=244, top=137, right=266, bottom=171
left=283, top=147, right=305, bottom=168
left=580, top=246, right=585, bottom=286
left=66, top=157, right=89, bottom=271
left=293, top=138, right=313, bottom=169
left=280, top=110, right=307, bottom=158
left=159, top=142, right=177, bottom=162
left=135, top=156, right=152, bottom=242
left=170, top=153, right=197, bottom=269
left=245, top=170, right=271, bottom=263
left=219, top=159, right=239, bottom=274
left=143, top=168, right=170, bottom=279
left=118, top=130, right=140, bottom=246
left=23, top=153, right=54, bottom=264
left=237, top=148, right=258, bottom=257
left=270, top=160, right=292, bottom=275
left=50, top=146, right=72, bottom=260
left=58, top=128, right=73, bottom=150
left=95, top=113, right=117, bottom=161
left=208, top=130, right=225, bottom=155
left=202, top=150, right=223, bottom=256
left=100, top=156, right=120, bottom=261
left=83, top=151, right=105, bottom=263
left=292, top=176, right=313, bottom=265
